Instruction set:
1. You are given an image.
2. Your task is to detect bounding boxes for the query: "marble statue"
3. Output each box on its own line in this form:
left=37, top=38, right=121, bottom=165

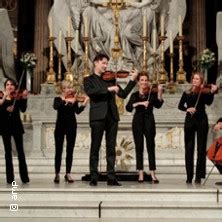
left=50, top=0, right=186, bottom=73
left=0, top=8, right=16, bottom=88
left=216, top=12, right=222, bottom=88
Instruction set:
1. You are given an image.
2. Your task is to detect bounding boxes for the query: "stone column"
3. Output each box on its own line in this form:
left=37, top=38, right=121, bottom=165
left=33, top=0, right=52, bottom=93
left=189, top=0, right=206, bottom=63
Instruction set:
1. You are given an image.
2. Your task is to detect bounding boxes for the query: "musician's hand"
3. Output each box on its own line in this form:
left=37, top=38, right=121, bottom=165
left=65, top=97, right=76, bottom=104
left=82, top=96, right=89, bottom=106
left=187, top=107, right=196, bottom=115
left=108, top=86, right=119, bottom=94
left=7, top=105, right=14, bottom=113
left=129, top=69, right=138, bottom=81
left=133, top=101, right=149, bottom=108
left=211, top=84, right=218, bottom=94
left=214, top=122, right=222, bottom=131
left=22, top=90, right=28, bottom=99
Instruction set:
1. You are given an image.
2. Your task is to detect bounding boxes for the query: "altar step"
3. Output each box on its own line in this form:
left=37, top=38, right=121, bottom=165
left=0, top=156, right=221, bottom=180
left=0, top=180, right=222, bottom=219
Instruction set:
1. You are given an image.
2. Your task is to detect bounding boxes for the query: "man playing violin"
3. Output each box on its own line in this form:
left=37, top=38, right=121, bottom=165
left=178, top=72, right=218, bottom=184
left=83, top=53, right=138, bottom=186
left=0, top=78, right=29, bottom=184
left=126, top=73, right=163, bottom=183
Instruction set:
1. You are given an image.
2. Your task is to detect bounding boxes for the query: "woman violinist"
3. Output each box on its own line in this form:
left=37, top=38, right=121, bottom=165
left=0, top=78, right=29, bottom=184
left=126, top=73, right=163, bottom=183
left=53, top=80, right=89, bottom=183
left=178, top=72, right=218, bottom=184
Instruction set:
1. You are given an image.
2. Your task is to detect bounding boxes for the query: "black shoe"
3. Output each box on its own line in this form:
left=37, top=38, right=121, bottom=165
left=54, top=175, right=60, bottom=184
left=64, top=175, right=74, bottom=183
left=107, top=179, right=122, bottom=186
left=186, top=179, right=192, bottom=184
left=22, top=178, right=30, bottom=184
left=195, top=178, right=201, bottom=184
left=89, top=180, right=97, bottom=186
left=138, top=179, right=144, bottom=183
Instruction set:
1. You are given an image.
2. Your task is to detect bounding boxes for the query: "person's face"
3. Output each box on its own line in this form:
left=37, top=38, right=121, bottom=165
left=94, top=58, right=108, bottom=74
left=192, top=74, right=202, bottom=87
left=62, top=85, right=74, bottom=95
left=138, top=75, right=149, bottom=90
left=5, top=80, right=16, bottom=93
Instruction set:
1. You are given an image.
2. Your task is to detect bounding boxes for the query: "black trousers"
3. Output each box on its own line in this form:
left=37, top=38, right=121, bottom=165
left=90, top=112, right=118, bottom=181
left=2, top=133, right=29, bottom=183
left=132, top=114, right=156, bottom=171
left=54, top=129, right=76, bottom=174
left=184, top=114, right=209, bottom=181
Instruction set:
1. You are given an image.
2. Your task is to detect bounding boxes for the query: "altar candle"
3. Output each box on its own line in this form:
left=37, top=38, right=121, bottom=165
left=49, top=17, right=53, bottom=37
left=161, top=14, right=164, bottom=36
left=84, top=16, right=88, bottom=37
left=58, top=30, right=62, bottom=54
left=67, top=16, right=71, bottom=36
left=169, top=30, right=173, bottom=53
left=178, top=15, right=182, bottom=36
left=153, top=29, right=156, bottom=52
left=143, top=15, right=147, bottom=37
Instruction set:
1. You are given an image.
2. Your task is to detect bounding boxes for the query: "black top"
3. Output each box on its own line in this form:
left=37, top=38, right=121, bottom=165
left=0, top=98, right=27, bottom=135
left=53, top=97, right=85, bottom=132
left=126, top=91, right=163, bottom=116
left=178, top=91, right=214, bottom=118
left=84, top=74, right=136, bottom=122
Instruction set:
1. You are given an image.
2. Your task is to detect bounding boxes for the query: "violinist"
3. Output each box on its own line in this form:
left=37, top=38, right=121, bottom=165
left=214, top=118, right=222, bottom=131
left=53, top=80, right=89, bottom=183
left=0, top=78, right=29, bottom=184
left=83, top=53, right=138, bottom=186
left=178, top=72, right=218, bottom=184
left=126, top=73, right=163, bottom=183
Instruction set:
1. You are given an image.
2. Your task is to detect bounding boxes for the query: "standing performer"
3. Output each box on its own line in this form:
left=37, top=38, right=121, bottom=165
left=53, top=80, right=88, bottom=183
left=178, top=72, right=218, bottom=184
left=126, top=73, right=163, bottom=183
left=83, top=53, right=138, bottom=186
left=0, top=78, right=29, bottom=184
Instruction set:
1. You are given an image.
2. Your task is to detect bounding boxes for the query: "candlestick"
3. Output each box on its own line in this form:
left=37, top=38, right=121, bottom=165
left=67, top=16, right=71, bottom=36
left=84, top=16, right=88, bottom=37
left=58, top=30, right=62, bottom=54
left=169, top=30, right=173, bottom=53
left=161, top=14, right=164, bottom=36
left=143, top=15, right=147, bottom=37
left=49, top=17, right=53, bottom=37
left=178, top=15, right=182, bottom=36
left=153, top=29, right=156, bottom=52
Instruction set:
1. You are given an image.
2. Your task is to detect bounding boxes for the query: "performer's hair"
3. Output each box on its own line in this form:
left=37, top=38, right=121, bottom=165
left=137, top=72, right=149, bottom=81
left=93, top=53, right=109, bottom=62
left=190, top=72, right=204, bottom=84
left=4, top=78, right=18, bottom=89
left=55, top=80, right=75, bottom=94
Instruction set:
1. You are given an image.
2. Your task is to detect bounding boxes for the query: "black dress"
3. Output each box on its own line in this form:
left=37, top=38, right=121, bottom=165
left=0, top=97, right=29, bottom=183
left=178, top=91, right=214, bottom=181
left=126, top=91, right=163, bottom=171
left=53, top=97, right=85, bottom=174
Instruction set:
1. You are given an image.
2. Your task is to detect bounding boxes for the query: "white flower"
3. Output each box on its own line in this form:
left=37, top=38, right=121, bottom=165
left=199, top=48, right=215, bottom=69
left=116, top=138, right=133, bottom=171
left=20, top=52, right=37, bottom=69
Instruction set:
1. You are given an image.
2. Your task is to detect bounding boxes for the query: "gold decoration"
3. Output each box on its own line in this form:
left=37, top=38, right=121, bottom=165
left=116, top=137, right=133, bottom=171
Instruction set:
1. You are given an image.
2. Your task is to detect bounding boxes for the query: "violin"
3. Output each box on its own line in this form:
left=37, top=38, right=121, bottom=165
left=101, top=71, right=129, bottom=81
left=9, top=89, right=27, bottom=100
left=65, top=92, right=86, bottom=102
left=143, top=84, right=159, bottom=94
left=192, top=84, right=219, bottom=94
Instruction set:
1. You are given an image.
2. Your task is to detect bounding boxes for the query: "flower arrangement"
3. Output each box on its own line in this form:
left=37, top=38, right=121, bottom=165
left=199, top=48, right=215, bottom=70
left=116, top=138, right=133, bottom=171
left=20, top=52, right=37, bottom=70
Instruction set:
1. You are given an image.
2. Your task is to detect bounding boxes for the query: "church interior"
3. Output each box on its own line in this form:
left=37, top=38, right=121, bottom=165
left=1, top=0, right=222, bottom=221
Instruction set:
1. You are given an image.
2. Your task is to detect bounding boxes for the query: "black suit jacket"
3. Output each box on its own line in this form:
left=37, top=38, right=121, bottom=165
left=84, top=74, right=136, bottom=122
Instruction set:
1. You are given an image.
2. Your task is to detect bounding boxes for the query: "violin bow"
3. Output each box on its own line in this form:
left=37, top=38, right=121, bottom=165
left=147, top=84, right=153, bottom=102
left=12, top=69, right=26, bottom=108
left=191, top=88, right=202, bottom=117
